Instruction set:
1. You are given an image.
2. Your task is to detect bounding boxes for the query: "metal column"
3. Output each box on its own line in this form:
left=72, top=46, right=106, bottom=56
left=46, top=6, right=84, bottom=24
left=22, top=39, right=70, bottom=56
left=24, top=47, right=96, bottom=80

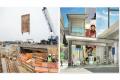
left=68, top=40, right=72, bottom=66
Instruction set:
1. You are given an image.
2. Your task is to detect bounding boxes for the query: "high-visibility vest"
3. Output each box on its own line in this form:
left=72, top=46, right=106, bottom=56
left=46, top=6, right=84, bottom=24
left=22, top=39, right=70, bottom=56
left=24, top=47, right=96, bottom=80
left=60, top=52, right=64, bottom=59
left=48, top=56, right=52, bottom=62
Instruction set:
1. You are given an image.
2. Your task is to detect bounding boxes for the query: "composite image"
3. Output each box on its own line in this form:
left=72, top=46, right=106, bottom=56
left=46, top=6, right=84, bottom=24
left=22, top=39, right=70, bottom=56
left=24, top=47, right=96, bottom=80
left=0, top=7, right=119, bottom=73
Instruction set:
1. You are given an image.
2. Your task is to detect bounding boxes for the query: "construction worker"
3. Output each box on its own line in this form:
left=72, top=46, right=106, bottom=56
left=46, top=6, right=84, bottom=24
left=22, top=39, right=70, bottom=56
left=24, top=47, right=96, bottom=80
left=47, top=54, right=52, bottom=71
left=60, top=51, right=65, bottom=66
left=47, top=54, right=52, bottom=62
left=52, top=54, right=56, bottom=62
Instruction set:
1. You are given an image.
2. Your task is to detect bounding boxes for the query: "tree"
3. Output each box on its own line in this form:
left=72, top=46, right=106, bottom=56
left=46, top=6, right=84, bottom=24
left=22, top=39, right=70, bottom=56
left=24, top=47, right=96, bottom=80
left=63, top=33, right=68, bottom=46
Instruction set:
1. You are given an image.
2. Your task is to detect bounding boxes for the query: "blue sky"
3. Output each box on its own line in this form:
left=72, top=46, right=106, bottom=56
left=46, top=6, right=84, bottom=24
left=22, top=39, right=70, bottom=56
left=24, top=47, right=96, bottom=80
left=61, top=7, right=119, bottom=36
left=96, top=8, right=119, bottom=35
left=96, top=8, right=108, bottom=35
left=60, top=7, right=85, bottom=28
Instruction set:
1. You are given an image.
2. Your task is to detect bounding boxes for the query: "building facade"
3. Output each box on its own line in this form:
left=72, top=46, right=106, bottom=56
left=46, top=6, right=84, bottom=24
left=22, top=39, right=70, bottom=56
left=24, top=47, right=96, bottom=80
left=65, top=8, right=119, bottom=66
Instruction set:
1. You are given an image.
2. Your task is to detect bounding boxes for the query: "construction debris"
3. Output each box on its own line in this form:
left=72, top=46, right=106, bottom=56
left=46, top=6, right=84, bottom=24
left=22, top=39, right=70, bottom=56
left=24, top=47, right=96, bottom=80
left=0, top=42, right=58, bottom=73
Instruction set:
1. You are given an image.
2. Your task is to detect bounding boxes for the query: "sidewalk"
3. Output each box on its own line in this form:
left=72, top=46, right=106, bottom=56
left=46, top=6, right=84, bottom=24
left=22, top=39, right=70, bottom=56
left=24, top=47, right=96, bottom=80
left=60, top=62, right=92, bottom=73
left=60, top=62, right=119, bottom=73
left=61, top=62, right=119, bottom=68
left=60, top=62, right=68, bottom=70
left=61, top=67, right=92, bottom=73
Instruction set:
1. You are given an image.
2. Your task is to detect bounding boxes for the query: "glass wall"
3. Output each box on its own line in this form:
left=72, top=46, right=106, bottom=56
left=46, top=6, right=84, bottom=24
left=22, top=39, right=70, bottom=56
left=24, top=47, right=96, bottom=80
left=71, top=20, right=85, bottom=36
left=96, top=7, right=119, bottom=36
left=109, top=8, right=119, bottom=27
left=96, top=8, right=108, bottom=36
left=71, top=44, right=97, bottom=65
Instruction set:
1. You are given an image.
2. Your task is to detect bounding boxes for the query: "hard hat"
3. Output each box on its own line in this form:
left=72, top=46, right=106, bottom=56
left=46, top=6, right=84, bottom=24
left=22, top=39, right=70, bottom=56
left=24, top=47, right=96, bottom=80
left=49, top=54, right=51, bottom=56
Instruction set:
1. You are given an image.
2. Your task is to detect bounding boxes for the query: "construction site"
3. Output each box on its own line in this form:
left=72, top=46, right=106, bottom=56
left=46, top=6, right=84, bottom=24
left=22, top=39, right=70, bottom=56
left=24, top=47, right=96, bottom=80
left=0, top=7, right=59, bottom=73
left=0, top=42, right=58, bottom=73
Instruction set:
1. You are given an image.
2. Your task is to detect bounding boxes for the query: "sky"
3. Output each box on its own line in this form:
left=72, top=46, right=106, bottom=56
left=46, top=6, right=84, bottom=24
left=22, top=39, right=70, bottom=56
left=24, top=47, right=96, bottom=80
left=61, top=7, right=119, bottom=36
left=0, top=7, right=59, bottom=42
left=60, top=7, right=85, bottom=28
left=96, top=8, right=119, bottom=35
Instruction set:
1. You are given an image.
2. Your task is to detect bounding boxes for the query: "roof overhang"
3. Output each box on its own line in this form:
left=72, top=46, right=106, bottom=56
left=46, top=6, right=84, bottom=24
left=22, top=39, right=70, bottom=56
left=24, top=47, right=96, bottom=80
left=67, top=14, right=88, bottom=20
left=66, top=35, right=117, bottom=44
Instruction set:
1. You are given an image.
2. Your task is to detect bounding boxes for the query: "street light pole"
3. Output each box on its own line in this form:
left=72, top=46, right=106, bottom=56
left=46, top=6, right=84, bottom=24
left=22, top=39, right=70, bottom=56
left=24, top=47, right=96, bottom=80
left=108, top=8, right=110, bottom=28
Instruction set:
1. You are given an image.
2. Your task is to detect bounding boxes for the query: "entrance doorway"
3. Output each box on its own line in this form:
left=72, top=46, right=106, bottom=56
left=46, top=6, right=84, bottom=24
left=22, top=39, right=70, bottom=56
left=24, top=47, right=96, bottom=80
left=71, top=44, right=96, bottom=66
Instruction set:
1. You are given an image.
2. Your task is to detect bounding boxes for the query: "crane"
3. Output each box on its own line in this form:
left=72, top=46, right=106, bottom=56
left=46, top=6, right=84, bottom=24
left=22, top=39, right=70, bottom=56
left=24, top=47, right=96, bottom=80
left=42, top=7, right=58, bottom=45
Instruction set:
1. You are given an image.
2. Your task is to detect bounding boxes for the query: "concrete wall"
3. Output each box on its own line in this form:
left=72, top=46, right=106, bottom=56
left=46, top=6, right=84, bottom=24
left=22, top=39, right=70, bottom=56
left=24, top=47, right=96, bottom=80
left=60, top=18, right=64, bottom=44
left=96, top=41, right=119, bottom=65
left=96, top=46, right=105, bottom=64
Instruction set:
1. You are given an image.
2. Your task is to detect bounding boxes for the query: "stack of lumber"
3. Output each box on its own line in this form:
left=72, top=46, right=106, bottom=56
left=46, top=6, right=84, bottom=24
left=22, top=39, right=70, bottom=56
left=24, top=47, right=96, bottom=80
left=32, top=52, right=48, bottom=73
left=35, top=66, right=48, bottom=73
left=33, top=52, right=48, bottom=63
left=20, top=53, right=32, bottom=62
left=33, top=62, right=48, bottom=73
left=48, top=62, right=58, bottom=73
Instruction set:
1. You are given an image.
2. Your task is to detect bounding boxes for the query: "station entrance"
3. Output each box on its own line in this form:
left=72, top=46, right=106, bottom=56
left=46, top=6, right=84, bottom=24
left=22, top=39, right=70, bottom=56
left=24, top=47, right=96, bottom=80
left=67, top=37, right=118, bottom=67
left=71, top=44, right=96, bottom=66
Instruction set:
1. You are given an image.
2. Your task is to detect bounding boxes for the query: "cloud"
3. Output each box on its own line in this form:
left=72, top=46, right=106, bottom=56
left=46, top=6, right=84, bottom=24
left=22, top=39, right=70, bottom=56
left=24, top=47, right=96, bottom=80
left=102, top=10, right=119, bottom=16
left=97, top=12, right=108, bottom=20
left=97, top=29, right=105, bottom=36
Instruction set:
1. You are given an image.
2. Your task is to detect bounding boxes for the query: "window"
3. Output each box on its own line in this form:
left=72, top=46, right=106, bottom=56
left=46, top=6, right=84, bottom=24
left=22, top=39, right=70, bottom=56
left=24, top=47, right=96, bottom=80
left=109, top=8, right=119, bottom=27
left=96, top=8, right=108, bottom=36
left=71, top=19, right=85, bottom=36
left=72, top=27, right=84, bottom=36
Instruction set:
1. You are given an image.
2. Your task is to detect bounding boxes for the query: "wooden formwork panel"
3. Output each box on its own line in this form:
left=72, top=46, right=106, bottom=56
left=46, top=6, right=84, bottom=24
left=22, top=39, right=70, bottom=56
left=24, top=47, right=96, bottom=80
left=20, top=53, right=32, bottom=62
left=48, top=62, right=58, bottom=69
left=48, top=47, right=58, bottom=55
left=33, top=52, right=48, bottom=59
left=35, top=67, right=48, bottom=73
left=48, top=68, right=58, bottom=73
left=33, top=62, right=48, bottom=67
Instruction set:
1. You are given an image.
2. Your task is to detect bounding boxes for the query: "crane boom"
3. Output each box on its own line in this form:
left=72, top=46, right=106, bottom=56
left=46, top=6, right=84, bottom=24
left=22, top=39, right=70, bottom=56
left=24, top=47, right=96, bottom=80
left=42, top=7, right=54, bottom=33
left=42, top=7, right=58, bottom=45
